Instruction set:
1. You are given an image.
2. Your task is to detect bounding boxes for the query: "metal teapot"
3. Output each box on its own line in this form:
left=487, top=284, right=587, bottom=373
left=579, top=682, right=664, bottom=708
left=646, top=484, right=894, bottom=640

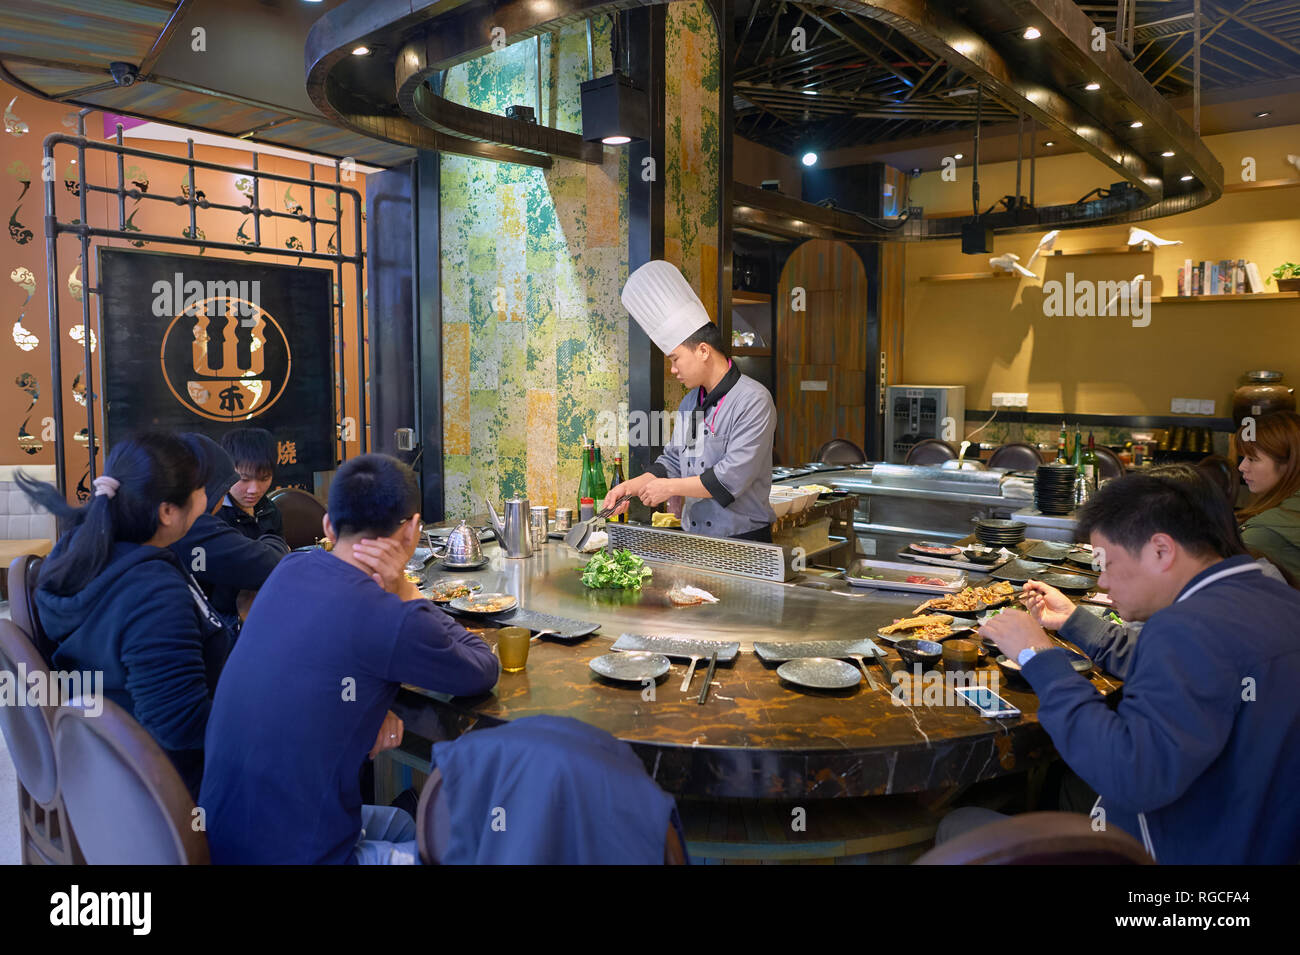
left=486, top=498, right=533, bottom=559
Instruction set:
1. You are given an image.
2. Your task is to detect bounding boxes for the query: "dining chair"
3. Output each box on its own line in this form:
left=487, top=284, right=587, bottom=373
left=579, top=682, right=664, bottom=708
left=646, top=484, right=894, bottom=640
left=987, top=442, right=1045, bottom=471
left=904, top=439, right=958, bottom=466
left=914, top=811, right=1153, bottom=865
left=268, top=487, right=327, bottom=549
left=52, top=696, right=209, bottom=865
left=0, top=619, right=82, bottom=864
left=8, top=554, right=56, bottom=663
left=815, top=438, right=867, bottom=465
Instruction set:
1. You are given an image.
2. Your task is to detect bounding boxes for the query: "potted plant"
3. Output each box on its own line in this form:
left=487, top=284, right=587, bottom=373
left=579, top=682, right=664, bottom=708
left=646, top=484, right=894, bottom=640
left=1267, top=262, right=1300, bottom=292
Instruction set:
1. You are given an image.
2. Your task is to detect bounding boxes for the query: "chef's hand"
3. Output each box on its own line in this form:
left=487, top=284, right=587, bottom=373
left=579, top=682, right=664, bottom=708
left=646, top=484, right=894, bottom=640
left=638, top=477, right=679, bottom=508
left=979, top=609, right=1055, bottom=660
left=1021, top=580, right=1076, bottom=631
left=604, top=475, right=652, bottom=515
left=369, top=711, right=404, bottom=760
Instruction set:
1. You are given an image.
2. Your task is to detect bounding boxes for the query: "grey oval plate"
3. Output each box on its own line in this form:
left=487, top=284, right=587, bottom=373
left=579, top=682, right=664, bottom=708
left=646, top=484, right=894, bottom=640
left=448, top=592, right=518, bottom=615
left=1035, top=572, right=1094, bottom=593
left=777, top=657, right=862, bottom=690
left=426, top=578, right=483, bottom=603
left=590, top=652, right=670, bottom=682
left=990, top=559, right=1049, bottom=583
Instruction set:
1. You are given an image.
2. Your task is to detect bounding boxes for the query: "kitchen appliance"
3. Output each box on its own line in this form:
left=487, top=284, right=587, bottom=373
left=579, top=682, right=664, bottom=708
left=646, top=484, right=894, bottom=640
left=884, top=385, right=966, bottom=464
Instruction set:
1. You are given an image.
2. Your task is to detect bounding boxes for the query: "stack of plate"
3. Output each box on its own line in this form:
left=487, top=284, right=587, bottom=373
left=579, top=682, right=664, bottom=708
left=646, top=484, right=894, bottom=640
left=1035, top=462, right=1078, bottom=515
left=974, top=518, right=1027, bottom=549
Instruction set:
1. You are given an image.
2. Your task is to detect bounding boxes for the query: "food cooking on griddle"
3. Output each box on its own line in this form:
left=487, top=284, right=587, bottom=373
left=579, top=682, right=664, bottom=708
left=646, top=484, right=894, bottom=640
left=880, top=613, right=958, bottom=641
left=912, top=580, right=1016, bottom=614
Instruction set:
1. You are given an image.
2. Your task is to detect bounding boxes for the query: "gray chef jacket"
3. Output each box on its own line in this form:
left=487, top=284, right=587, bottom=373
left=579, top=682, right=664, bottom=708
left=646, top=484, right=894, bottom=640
left=646, top=362, right=777, bottom=538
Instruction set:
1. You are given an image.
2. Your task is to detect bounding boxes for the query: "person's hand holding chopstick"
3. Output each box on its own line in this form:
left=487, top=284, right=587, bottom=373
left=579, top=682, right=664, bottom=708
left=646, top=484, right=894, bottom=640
left=1020, top=580, right=1076, bottom=631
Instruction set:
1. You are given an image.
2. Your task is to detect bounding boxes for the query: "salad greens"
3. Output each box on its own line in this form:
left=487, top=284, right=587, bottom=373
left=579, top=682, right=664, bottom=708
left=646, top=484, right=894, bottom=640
left=580, top=548, right=654, bottom=590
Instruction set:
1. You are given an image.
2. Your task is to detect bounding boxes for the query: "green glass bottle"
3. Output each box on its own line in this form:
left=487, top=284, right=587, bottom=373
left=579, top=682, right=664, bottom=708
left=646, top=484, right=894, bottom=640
left=1056, top=422, right=1068, bottom=463
left=591, top=445, right=608, bottom=504
left=1082, top=432, right=1099, bottom=491
left=610, top=453, right=626, bottom=522
left=1072, top=427, right=1083, bottom=474
left=577, top=436, right=594, bottom=512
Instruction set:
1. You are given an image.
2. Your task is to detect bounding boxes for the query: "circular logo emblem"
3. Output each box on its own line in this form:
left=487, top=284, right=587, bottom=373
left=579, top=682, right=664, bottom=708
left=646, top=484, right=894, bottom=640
left=159, top=296, right=291, bottom=422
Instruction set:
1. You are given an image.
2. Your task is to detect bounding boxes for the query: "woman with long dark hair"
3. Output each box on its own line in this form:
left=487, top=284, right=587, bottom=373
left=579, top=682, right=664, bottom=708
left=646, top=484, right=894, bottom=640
left=1236, top=411, right=1300, bottom=581
left=18, top=431, right=231, bottom=797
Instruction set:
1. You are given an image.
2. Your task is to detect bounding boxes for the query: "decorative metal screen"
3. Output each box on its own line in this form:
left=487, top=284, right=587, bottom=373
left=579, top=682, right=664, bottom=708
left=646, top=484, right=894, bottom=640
left=605, top=523, right=790, bottom=582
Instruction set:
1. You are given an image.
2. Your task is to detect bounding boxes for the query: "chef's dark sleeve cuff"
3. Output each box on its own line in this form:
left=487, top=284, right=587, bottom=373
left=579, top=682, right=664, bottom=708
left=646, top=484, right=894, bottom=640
left=645, top=462, right=669, bottom=479
left=700, top=467, right=734, bottom=508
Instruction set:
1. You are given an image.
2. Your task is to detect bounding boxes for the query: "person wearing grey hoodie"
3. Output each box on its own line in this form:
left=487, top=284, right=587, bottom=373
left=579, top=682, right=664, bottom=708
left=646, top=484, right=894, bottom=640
left=170, top=433, right=290, bottom=636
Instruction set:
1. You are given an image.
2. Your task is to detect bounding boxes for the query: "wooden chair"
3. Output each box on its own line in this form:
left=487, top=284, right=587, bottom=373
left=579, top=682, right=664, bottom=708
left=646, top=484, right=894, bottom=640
left=52, top=696, right=209, bottom=865
left=268, top=487, right=327, bottom=549
left=8, top=554, right=56, bottom=663
left=987, top=442, right=1045, bottom=471
left=416, top=762, right=689, bottom=865
left=905, top=439, right=957, bottom=466
left=815, top=438, right=867, bottom=465
left=914, top=811, right=1153, bottom=865
left=1095, top=445, right=1125, bottom=479
left=0, top=620, right=82, bottom=864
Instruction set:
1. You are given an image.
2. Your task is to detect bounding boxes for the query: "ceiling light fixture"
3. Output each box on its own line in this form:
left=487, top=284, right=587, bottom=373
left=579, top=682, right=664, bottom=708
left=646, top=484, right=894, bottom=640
left=351, top=46, right=371, bottom=56
left=1023, top=27, right=1042, bottom=40
left=1181, top=174, right=1194, bottom=181
left=602, top=136, right=631, bottom=145
left=1084, top=82, right=1101, bottom=91
left=1161, top=150, right=1175, bottom=157
left=1043, top=141, right=1055, bottom=147
left=802, top=152, right=818, bottom=167
left=1130, top=121, right=1143, bottom=128
left=1255, top=110, right=1271, bottom=118
left=580, top=72, right=649, bottom=147
left=954, top=153, right=963, bottom=160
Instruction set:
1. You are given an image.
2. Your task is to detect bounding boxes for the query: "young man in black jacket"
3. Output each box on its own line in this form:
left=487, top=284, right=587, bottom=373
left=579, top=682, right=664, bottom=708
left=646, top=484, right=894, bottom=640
left=172, top=434, right=288, bottom=635
left=218, top=428, right=283, bottom=540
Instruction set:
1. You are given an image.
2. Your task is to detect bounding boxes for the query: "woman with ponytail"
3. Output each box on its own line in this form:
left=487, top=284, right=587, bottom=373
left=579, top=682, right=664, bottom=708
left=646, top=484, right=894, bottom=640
left=18, top=431, right=231, bottom=797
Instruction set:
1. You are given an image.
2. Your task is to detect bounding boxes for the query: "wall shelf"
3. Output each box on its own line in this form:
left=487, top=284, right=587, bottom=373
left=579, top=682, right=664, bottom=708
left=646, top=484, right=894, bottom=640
left=1048, top=242, right=1154, bottom=257
left=918, top=271, right=1019, bottom=282
left=1223, top=178, right=1300, bottom=194
left=733, top=290, right=771, bottom=304
left=1152, top=291, right=1299, bottom=305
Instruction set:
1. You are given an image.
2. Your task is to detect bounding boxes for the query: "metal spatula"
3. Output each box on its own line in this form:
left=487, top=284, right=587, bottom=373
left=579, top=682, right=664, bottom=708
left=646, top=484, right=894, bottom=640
left=564, top=495, right=632, bottom=549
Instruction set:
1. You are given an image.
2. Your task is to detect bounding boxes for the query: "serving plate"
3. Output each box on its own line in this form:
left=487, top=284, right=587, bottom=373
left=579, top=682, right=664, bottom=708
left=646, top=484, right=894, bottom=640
left=989, top=559, right=1049, bottom=583
left=1023, top=540, right=1073, bottom=562
left=426, top=578, right=483, bottom=603
left=776, top=657, right=861, bottom=690
left=845, top=559, right=966, bottom=594
left=908, top=540, right=962, bottom=556
left=589, top=652, right=671, bottom=683
left=1034, top=572, right=1094, bottom=594
left=448, top=592, right=518, bottom=615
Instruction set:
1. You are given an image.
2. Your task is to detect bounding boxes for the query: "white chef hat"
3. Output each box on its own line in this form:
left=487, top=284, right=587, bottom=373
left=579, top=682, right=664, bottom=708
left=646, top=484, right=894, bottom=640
left=621, top=260, right=712, bottom=353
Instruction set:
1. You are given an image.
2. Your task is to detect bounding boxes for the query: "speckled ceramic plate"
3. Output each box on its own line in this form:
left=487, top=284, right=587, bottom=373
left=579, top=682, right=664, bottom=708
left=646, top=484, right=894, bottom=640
left=448, top=592, right=517, bottom=615
left=589, top=652, right=671, bottom=683
left=426, top=578, right=483, bottom=603
left=777, top=657, right=862, bottom=690
left=1034, top=572, right=1095, bottom=593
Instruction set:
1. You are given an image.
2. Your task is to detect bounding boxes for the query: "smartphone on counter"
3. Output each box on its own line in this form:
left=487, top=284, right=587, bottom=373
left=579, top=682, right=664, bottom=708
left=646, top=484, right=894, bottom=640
left=955, top=685, right=1022, bottom=719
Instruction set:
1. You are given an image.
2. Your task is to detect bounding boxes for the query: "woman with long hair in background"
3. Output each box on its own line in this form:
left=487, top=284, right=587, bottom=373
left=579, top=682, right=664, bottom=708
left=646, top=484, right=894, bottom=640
left=1236, top=410, right=1300, bottom=582
left=17, top=431, right=231, bottom=797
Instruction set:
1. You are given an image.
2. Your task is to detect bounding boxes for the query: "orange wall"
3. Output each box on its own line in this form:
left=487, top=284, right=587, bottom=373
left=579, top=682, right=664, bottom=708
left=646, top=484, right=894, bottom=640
left=0, top=79, right=367, bottom=498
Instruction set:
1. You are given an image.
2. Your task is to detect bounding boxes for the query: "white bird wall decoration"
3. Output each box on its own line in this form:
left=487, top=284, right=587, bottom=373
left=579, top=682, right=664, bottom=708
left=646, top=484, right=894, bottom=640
left=1026, top=229, right=1060, bottom=268
left=1287, top=155, right=1300, bottom=175
left=989, top=252, right=1040, bottom=280
left=1106, top=274, right=1146, bottom=312
left=1127, top=226, right=1182, bottom=247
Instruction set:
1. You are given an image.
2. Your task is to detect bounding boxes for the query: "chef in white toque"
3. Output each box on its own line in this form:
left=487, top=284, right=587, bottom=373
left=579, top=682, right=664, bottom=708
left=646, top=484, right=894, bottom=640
left=605, top=260, right=776, bottom=541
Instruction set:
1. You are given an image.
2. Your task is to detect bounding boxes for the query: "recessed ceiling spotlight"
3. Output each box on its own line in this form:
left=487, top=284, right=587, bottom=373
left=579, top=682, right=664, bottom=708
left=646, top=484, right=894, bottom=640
left=802, top=152, right=818, bottom=167
left=1084, top=82, right=1101, bottom=91
left=1255, top=110, right=1271, bottom=118
left=1023, top=27, right=1042, bottom=40
left=1130, top=121, right=1143, bottom=128
left=802, top=89, right=818, bottom=96
left=351, top=46, right=371, bottom=56
left=602, top=136, right=632, bottom=145
left=1181, top=174, right=1194, bottom=181
left=1043, top=141, right=1055, bottom=147
left=954, top=153, right=964, bottom=159
left=1161, top=150, right=1175, bottom=157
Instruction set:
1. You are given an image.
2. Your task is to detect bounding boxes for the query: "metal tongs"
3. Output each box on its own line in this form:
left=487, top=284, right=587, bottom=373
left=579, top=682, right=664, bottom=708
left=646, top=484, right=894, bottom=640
left=564, top=495, right=633, bottom=549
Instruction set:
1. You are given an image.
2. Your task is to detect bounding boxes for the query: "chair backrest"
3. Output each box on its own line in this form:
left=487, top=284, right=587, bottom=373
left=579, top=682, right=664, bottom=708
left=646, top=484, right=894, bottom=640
left=914, top=811, right=1154, bottom=865
left=905, top=439, right=957, bottom=466
left=1196, top=454, right=1238, bottom=502
left=0, top=619, right=59, bottom=806
left=52, top=696, right=209, bottom=864
left=1095, top=444, right=1125, bottom=479
left=8, top=553, right=56, bottom=662
left=268, top=488, right=327, bottom=549
left=0, top=464, right=58, bottom=543
left=987, top=442, right=1045, bottom=471
left=816, top=438, right=867, bottom=465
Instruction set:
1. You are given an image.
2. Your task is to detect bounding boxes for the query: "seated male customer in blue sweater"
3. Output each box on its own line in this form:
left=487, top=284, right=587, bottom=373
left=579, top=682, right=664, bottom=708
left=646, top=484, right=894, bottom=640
left=170, top=434, right=288, bottom=636
left=977, top=471, right=1300, bottom=863
left=200, top=454, right=499, bottom=864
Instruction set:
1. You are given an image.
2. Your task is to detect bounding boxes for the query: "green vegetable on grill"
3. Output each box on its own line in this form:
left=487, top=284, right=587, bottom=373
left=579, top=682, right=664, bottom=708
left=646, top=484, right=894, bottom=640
left=580, top=548, right=654, bottom=590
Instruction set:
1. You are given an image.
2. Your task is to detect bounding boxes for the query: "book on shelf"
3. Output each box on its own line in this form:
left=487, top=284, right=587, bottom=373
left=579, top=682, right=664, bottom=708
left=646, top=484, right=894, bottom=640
left=1177, top=258, right=1267, bottom=297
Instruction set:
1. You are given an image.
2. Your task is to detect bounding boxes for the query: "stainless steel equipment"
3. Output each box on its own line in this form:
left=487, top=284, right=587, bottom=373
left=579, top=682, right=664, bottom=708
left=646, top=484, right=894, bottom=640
left=605, top=523, right=791, bottom=582
left=439, top=520, right=485, bottom=565
left=486, top=499, right=534, bottom=558
left=529, top=506, right=549, bottom=549
left=884, top=385, right=965, bottom=463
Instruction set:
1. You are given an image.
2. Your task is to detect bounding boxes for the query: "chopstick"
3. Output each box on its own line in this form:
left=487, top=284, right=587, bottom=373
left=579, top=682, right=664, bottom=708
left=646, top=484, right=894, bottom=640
left=697, top=651, right=719, bottom=704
